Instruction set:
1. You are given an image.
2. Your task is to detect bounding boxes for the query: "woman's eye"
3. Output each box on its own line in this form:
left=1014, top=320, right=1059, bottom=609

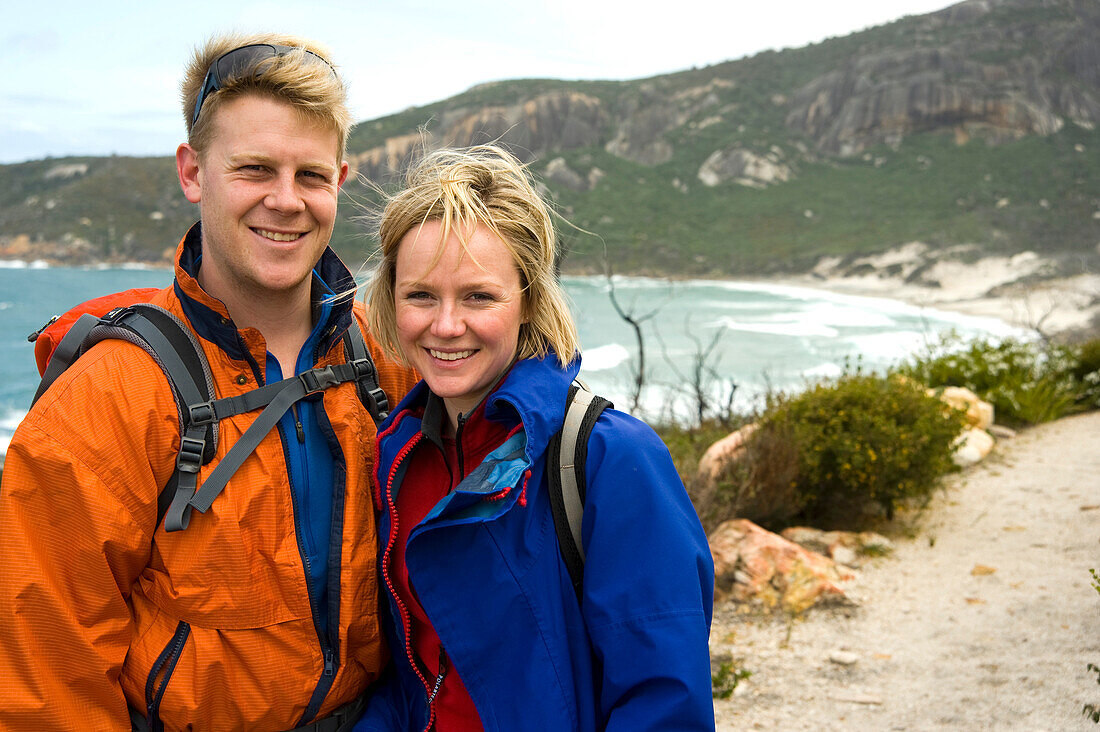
left=469, top=292, right=494, bottom=303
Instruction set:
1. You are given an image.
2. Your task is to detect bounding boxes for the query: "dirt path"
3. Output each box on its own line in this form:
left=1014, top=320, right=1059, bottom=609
left=711, top=411, right=1100, bottom=731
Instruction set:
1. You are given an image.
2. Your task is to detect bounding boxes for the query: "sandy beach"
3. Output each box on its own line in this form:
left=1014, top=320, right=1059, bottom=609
left=784, top=243, right=1100, bottom=340
left=710, top=410, right=1100, bottom=730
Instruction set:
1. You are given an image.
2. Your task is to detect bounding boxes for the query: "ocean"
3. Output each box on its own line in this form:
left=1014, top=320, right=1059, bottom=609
left=0, top=264, right=1024, bottom=462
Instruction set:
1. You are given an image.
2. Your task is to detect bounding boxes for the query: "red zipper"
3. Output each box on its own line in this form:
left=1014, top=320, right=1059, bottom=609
left=379, top=432, right=439, bottom=732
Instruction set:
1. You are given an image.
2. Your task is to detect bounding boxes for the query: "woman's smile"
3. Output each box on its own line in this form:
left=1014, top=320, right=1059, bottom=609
left=395, top=219, right=524, bottom=425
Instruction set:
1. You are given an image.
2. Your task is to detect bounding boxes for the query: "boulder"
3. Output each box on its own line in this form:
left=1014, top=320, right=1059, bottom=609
left=939, top=386, right=994, bottom=429
left=953, top=426, right=995, bottom=466
left=543, top=157, right=587, bottom=191
left=696, top=423, right=757, bottom=483
left=709, top=519, right=853, bottom=613
left=697, top=147, right=792, bottom=188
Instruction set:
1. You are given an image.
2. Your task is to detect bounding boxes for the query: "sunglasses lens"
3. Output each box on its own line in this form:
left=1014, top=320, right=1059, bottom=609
left=193, top=44, right=337, bottom=126
left=215, top=45, right=278, bottom=84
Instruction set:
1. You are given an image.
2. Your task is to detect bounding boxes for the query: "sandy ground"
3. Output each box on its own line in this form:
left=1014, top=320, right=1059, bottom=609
left=710, top=410, right=1100, bottom=731
left=783, top=244, right=1100, bottom=338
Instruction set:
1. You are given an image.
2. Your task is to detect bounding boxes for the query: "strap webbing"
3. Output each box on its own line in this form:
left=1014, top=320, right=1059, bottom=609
left=32, top=313, right=101, bottom=405
left=547, top=384, right=612, bottom=602
left=185, top=362, right=364, bottom=516
left=343, top=329, right=389, bottom=425
left=34, top=301, right=388, bottom=534
left=558, top=388, right=596, bottom=562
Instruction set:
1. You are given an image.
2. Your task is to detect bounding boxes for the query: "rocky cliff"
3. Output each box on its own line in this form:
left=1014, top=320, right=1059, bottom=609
left=2, top=0, right=1097, bottom=276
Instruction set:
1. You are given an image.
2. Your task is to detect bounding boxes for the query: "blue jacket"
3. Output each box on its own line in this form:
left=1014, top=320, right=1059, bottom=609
left=356, top=354, right=715, bottom=731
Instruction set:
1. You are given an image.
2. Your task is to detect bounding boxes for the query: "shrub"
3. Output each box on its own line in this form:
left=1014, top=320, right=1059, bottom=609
left=744, top=373, right=965, bottom=528
left=900, top=334, right=1093, bottom=426
left=698, top=417, right=802, bottom=532
left=1069, top=337, right=1100, bottom=410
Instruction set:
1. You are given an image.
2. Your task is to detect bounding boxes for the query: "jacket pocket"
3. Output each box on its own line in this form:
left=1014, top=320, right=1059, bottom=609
left=143, top=620, right=191, bottom=732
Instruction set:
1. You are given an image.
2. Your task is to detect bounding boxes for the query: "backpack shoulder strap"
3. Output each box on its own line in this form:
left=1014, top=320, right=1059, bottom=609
left=547, top=381, right=612, bottom=602
left=33, top=303, right=219, bottom=533
left=342, top=324, right=389, bottom=426
left=31, top=302, right=392, bottom=534
left=32, top=312, right=102, bottom=406
left=100, top=305, right=218, bottom=533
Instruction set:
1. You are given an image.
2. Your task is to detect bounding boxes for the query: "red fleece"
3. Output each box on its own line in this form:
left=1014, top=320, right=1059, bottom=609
left=388, top=404, right=514, bottom=730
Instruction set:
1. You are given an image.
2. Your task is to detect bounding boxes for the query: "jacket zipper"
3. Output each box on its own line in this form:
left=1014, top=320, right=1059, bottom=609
left=144, top=620, right=191, bottom=732
left=455, top=412, right=467, bottom=478
left=289, top=339, right=346, bottom=724
left=379, top=432, right=440, bottom=732
left=278, top=418, right=339, bottom=725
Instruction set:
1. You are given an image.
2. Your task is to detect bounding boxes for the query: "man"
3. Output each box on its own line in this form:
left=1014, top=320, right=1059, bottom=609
left=0, top=33, right=418, bottom=731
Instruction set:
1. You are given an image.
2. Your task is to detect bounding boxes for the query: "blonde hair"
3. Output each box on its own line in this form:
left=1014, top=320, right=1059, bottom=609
left=181, top=32, right=351, bottom=156
left=366, top=144, right=580, bottom=367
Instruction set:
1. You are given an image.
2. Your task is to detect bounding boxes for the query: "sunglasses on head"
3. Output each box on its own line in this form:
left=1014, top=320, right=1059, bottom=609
left=191, top=43, right=337, bottom=126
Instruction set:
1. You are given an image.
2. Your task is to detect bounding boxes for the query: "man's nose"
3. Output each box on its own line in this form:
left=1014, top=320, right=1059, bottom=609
left=264, top=173, right=307, bottom=214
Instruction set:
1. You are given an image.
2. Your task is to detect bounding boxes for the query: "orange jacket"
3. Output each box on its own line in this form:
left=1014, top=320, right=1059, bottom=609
left=0, top=230, right=419, bottom=731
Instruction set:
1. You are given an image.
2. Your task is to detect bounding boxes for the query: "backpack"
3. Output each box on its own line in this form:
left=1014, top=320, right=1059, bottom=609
left=546, top=383, right=612, bottom=602
left=28, top=293, right=389, bottom=534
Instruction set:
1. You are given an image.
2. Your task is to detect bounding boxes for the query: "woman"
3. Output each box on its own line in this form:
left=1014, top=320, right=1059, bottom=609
left=355, top=145, right=715, bottom=731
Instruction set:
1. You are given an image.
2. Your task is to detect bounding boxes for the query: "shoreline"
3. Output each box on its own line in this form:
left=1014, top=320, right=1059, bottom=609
left=6, top=243, right=1097, bottom=340
left=788, top=243, right=1100, bottom=340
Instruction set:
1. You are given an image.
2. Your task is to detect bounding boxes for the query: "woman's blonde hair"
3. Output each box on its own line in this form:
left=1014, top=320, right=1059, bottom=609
left=365, top=144, right=580, bottom=367
left=181, top=32, right=351, bottom=156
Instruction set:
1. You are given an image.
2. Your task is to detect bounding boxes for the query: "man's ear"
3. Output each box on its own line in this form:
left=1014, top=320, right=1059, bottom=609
left=177, top=143, right=203, bottom=204
left=337, top=160, right=349, bottom=189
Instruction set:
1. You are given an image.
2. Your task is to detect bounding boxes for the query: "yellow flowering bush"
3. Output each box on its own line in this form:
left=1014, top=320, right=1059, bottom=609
left=742, top=373, right=966, bottom=528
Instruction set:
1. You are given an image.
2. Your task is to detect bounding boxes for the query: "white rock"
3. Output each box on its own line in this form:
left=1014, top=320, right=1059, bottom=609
left=829, top=650, right=859, bottom=666
left=953, top=427, right=995, bottom=466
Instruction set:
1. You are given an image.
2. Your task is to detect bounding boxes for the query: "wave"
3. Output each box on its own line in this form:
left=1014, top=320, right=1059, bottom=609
left=569, top=274, right=1029, bottom=337
left=802, top=362, right=844, bottom=380
left=580, top=343, right=631, bottom=371
left=716, top=317, right=840, bottom=338
left=789, top=302, right=897, bottom=328
left=0, top=260, right=50, bottom=269
left=844, top=331, right=934, bottom=363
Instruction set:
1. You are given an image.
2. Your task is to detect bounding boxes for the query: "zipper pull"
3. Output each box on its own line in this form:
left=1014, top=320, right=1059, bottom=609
left=324, top=649, right=336, bottom=676
left=427, top=648, right=448, bottom=705
left=27, top=314, right=60, bottom=342
left=293, top=403, right=305, bottom=443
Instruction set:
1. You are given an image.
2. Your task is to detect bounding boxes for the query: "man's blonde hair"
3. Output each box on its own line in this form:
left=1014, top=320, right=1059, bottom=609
left=366, top=144, right=581, bottom=368
left=181, top=32, right=351, bottom=156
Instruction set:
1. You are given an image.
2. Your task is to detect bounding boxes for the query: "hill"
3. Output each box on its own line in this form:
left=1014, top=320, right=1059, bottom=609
left=2, top=0, right=1098, bottom=279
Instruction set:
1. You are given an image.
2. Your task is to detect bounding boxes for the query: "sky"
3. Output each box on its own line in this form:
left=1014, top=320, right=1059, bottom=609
left=1, top=0, right=956, bottom=164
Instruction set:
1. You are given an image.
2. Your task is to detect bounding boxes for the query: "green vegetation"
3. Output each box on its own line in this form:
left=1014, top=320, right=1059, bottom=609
left=672, top=334, right=1100, bottom=534
left=900, top=335, right=1100, bottom=426
left=1086, top=569, right=1100, bottom=723
left=711, top=660, right=752, bottom=700
left=2, top=0, right=1096, bottom=275
left=700, top=372, right=966, bottom=531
